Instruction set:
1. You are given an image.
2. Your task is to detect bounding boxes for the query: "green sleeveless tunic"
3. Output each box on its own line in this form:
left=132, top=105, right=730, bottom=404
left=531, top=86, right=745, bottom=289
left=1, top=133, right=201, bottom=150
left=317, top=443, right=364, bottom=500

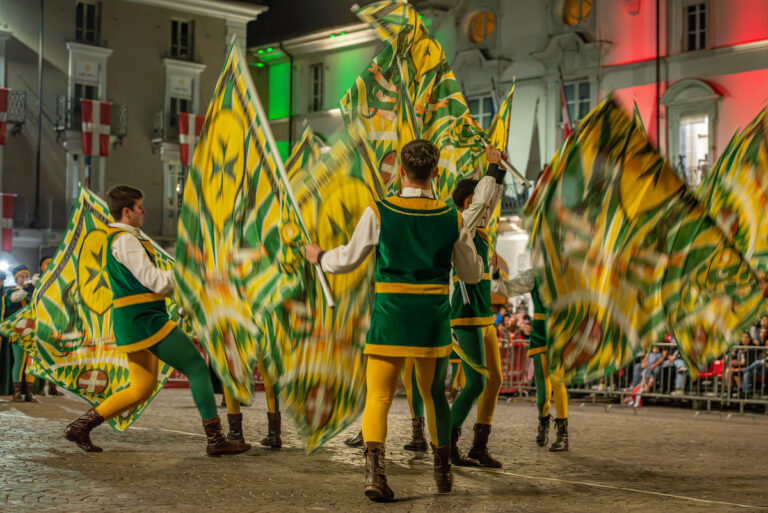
left=528, top=283, right=549, bottom=356
left=106, top=227, right=176, bottom=353
left=365, top=195, right=460, bottom=358
left=450, top=227, right=492, bottom=327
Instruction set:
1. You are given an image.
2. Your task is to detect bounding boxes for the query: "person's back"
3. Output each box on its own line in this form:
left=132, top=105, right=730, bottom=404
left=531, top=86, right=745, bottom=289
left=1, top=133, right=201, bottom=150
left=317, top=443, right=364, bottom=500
left=305, top=138, right=483, bottom=502
left=367, top=194, right=459, bottom=352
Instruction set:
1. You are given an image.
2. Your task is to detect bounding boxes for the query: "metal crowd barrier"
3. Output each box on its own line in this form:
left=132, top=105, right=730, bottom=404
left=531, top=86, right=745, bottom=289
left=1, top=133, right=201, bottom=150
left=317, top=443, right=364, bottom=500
left=496, top=339, right=768, bottom=416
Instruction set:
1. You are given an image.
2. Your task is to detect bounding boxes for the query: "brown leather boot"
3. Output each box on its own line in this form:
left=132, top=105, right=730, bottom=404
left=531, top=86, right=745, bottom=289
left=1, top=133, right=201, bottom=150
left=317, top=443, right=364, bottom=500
left=63, top=408, right=105, bottom=452
left=11, top=382, right=24, bottom=402
left=203, top=416, right=251, bottom=456
left=467, top=423, right=502, bottom=468
left=451, top=427, right=480, bottom=466
left=433, top=444, right=453, bottom=493
left=259, top=412, right=282, bottom=448
left=23, top=382, right=39, bottom=403
left=344, top=430, right=363, bottom=447
left=48, top=382, right=64, bottom=396
left=549, top=418, right=569, bottom=452
left=403, top=417, right=428, bottom=452
left=536, top=415, right=551, bottom=447
left=226, top=413, right=245, bottom=443
left=363, top=442, right=394, bottom=502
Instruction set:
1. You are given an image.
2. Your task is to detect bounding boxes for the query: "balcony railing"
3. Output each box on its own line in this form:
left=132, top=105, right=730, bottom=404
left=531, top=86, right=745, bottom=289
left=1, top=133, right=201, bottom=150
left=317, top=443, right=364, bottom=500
left=6, top=90, right=27, bottom=125
left=53, top=96, right=128, bottom=140
left=151, top=110, right=180, bottom=148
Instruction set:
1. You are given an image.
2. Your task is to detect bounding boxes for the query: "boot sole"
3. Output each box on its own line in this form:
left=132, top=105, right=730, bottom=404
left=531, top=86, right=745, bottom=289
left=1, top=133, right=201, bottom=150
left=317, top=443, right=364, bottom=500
left=63, top=433, right=103, bottom=452
left=365, top=488, right=394, bottom=502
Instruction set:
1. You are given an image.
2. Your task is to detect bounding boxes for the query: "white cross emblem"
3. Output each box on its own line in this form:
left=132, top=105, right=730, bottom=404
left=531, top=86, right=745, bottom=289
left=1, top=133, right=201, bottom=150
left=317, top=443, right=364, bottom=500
left=78, top=371, right=107, bottom=393
left=306, top=385, right=334, bottom=431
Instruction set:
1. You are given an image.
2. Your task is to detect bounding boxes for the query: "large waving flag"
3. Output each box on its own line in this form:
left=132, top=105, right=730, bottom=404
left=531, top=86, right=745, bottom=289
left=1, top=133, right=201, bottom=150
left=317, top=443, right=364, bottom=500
left=342, top=1, right=484, bottom=201
left=259, top=125, right=379, bottom=453
left=696, top=109, right=768, bottom=278
left=0, top=187, right=175, bottom=431
left=175, top=40, right=332, bottom=406
left=484, top=85, right=515, bottom=250
left=525, top=98, right=765, bottom=383
left=343, top=1, right=526, bottom=206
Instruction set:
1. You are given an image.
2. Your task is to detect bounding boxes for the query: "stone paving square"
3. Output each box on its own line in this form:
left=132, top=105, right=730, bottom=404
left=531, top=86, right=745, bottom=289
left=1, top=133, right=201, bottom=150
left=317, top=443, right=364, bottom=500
left=1, top=389, right=767, bottom=512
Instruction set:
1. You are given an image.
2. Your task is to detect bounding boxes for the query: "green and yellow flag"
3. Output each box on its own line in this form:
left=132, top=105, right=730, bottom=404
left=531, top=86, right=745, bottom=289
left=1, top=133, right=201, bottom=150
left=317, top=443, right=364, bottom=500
left=0, top=187, right=175, bottom=431
left=342, top=0, right=488, bottom=202
left=484, top=85, right=515, bottom=249
left=258, top=126, right=379, bottom=453
left=174, top=40, right=308, bottom=405
left=696, top=109, right=768, bottom=278
left=525, top=98, right=765, bottom=383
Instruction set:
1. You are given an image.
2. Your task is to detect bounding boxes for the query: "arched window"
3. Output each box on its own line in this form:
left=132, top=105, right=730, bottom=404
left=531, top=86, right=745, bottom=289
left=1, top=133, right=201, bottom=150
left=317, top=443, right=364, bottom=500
left=661, top=78, right=719, bottom=188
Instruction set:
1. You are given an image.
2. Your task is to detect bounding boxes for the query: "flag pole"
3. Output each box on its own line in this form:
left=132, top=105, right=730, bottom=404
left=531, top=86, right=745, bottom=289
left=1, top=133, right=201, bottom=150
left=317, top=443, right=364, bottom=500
left=230, top=36, right=335, bottom=308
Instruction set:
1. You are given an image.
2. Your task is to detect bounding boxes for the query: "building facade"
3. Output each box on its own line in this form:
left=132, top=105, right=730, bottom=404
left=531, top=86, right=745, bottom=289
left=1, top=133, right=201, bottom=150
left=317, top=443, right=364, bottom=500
left=247, top=0, right=768, bottom=276
left=0, top=0, right=264, bottom=273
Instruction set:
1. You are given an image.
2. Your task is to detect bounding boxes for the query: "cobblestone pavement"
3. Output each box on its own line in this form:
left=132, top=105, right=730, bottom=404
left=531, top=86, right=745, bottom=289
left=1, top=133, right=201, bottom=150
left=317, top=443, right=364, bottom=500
left=1, top=389, right=767, bottom=513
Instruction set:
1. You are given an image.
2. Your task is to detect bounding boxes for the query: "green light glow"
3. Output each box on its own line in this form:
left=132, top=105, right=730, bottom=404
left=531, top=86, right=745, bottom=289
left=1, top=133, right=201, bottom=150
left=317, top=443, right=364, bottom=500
left=340, top=32, right=346, bottom=36
left=275, top=141, right=290, bottom=162
left=258, top=49, right=264, bottom=54
left=255, top=62, right=264, bottom=67
left=329, top=33, right=336, bottom=38
left=267, top=47, right=273, bottom=52
left=268, top=62, right=291, bottom=120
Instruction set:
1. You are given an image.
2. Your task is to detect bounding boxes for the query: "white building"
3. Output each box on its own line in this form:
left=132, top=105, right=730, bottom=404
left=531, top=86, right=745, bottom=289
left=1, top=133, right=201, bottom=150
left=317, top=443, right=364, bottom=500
left=248, top=0, right=768, bottom=272
left=0, top=0, right=265, bottom=271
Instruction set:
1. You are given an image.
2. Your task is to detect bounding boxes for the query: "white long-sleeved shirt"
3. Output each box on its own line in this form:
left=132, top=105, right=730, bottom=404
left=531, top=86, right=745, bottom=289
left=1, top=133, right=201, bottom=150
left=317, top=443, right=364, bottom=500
left=320, top=187, right=484, bottom=283
left=498, top=268, right=535, bottom=297
left=461, top=174, right=504, bottom=236
left=110, top=223, right=175, bottom=297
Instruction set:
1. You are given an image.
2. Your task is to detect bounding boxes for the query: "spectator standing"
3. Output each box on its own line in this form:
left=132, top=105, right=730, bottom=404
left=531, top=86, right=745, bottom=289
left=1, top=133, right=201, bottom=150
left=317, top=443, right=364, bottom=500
left=494, top=306, right=507, bottom=327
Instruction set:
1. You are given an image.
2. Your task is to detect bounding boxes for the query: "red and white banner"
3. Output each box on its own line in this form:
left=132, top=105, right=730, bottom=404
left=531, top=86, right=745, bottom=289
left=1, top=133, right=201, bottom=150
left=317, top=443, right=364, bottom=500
left=179, top=113, right=204, bottom=166
left=0, top=87, right=8, bottom=146
left=81, top=99, right=111, bottom=157
left=1, top=194, right=14, bottom=252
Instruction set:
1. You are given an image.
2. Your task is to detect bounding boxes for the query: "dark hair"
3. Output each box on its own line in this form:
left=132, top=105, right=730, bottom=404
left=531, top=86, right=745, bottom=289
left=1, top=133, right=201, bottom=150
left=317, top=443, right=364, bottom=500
left=452, top=179, right=478, bottom=210
left=400, top=139, right=439, bottom=182
left=107, top=185, right=144, bottom=220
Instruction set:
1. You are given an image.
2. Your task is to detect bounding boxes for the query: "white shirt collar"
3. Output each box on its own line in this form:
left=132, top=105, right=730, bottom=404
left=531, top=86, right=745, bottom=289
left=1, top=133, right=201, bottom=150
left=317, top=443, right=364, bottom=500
left=110, top=222, right=140, bottom=237
left=400, top=187, right=435, bottom=199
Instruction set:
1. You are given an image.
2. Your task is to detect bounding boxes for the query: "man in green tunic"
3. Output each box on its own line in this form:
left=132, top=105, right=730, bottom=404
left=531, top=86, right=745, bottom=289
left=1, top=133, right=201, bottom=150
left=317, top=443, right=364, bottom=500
left=306, top=139, right=484, bottom=502
left=5, top=265, right=38, bottom=402
left=63, top=185, right=251, bottom=456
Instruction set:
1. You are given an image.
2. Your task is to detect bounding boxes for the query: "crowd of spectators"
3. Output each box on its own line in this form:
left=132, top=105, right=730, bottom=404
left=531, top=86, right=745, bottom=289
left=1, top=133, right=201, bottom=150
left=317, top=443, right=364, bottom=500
left=494, top=301, right=531, bottom=347
left=489, top=300, right=768, bottom=400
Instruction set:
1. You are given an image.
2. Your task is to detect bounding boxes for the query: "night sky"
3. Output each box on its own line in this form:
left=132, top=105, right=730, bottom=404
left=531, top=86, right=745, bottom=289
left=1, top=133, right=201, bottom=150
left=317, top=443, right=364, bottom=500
left=245, top=0, right=361, bottom=47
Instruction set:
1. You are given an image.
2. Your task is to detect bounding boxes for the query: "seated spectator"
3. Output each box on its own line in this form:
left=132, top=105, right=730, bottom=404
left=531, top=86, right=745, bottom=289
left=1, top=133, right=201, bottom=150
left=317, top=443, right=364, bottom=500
left=749, top=313, right=768, bottom=342
left=633, top=344, right=668, bottom=405
left=660, top=338, right=688, bottom=395
left=724, top=332, right=750, bottom=394
left=741, top=342, right=768, bottom=397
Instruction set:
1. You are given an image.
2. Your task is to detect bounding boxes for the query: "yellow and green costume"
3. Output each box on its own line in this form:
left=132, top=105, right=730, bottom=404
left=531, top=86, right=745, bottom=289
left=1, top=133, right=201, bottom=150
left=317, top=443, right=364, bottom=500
left=449, top=227, right=503, bottom=429
left=361, top=196, right=459, bottom=449
left=94, top=227, right=218, bottom=422
left=530, top=285, right=567, bottom=421
left=5, top=282, right=36, bottom=388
